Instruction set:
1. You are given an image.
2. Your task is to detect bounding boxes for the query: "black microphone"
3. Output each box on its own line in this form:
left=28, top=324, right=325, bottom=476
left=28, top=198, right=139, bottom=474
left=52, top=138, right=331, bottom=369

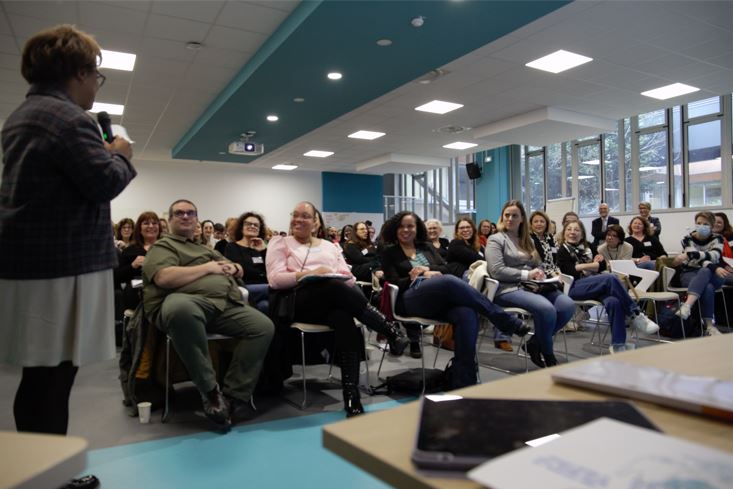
left=97, top=111, right=114, bottom=142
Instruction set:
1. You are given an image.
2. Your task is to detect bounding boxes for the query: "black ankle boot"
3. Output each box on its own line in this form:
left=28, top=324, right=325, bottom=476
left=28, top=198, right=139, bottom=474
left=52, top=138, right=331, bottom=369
left=521, top=336, right=545, bottom=369
left=338, top=351, right=364, bottom=418
left=544, top=353, right=558, bottom=367
left=357, top=304, right=409, bottom=356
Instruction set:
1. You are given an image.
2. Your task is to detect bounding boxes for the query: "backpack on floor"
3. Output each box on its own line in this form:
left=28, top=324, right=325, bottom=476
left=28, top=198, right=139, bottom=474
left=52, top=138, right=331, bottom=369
left=656, top=299, right=702, bottom=338
left=372, top=359, right=453, bottom=395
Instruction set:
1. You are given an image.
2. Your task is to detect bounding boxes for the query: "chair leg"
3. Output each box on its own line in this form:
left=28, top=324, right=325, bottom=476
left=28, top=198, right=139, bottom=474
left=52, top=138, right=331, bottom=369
left=162, top=336, right=170, bottom=423
left=376, top=347, right=387, bottom=380
left=420, top=338, right=426, bottom=396
left=300, top=331, right=307, bottom=410
left=432, top=334, right=442, bottom=368
left=722, top=291, right=730, bottom=332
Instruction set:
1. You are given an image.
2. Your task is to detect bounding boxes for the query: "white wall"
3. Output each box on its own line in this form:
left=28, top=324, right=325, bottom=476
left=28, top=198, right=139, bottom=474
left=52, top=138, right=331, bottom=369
left=580, top=208, right=733, bottom=252
left=111, top=159, right=322, bottom=232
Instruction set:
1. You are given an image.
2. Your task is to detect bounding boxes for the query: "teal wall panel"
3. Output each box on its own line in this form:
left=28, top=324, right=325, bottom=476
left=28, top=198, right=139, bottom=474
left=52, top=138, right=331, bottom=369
left=322, top=172, right=383, bottom=213
left=475, top=146, right=518, bottom=223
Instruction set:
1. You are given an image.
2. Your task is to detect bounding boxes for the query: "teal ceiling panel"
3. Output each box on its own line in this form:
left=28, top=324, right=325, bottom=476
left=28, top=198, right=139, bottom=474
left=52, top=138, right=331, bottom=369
left=172, top=0, right=569, bottom=163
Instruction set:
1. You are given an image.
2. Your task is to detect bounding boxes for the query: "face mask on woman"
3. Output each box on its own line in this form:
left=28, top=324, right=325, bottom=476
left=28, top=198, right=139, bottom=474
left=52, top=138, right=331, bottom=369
left=695, top=224, right=711, bottom=239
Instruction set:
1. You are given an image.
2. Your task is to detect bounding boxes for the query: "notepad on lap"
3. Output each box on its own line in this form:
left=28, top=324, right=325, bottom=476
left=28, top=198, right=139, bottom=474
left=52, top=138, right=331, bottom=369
left=552, top=360, right=733, bottom=421
left=468, top=418, right=733, bottom=489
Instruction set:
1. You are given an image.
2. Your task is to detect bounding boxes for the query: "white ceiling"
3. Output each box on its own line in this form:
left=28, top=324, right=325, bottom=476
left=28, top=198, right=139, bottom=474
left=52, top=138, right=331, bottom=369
left=1, top=1, right=733, bottom=176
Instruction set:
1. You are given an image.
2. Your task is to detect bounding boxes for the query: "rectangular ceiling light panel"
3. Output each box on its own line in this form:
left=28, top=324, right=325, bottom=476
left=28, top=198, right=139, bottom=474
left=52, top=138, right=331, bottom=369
left=525, top=49, right=593, bottom=74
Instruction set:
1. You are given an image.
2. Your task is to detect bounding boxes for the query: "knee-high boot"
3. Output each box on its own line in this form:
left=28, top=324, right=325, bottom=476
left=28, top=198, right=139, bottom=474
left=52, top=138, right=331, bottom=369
left=338, top=351, right=364, bottom=418
left=357, top=304, right=410, bottom=356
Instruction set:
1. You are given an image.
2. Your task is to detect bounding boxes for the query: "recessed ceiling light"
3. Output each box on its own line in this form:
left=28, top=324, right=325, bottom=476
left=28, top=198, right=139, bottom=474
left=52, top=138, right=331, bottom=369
left=577, top=175, right=595, bottom=180
left=100, top=49, right=136, bottom=71
left=293, top=97, right=305, bottom=103
left=641, top=83, right=700, bottom=100
left=185, top=41, right=203, bottom=51
left=376, top=39, right=392, bottom=46
left=581, top=159, right=600, bottom=165
left=443, top=141, right=477, bottom=150
left=525, top=49, right=593, bottom=74
left=348, top=130, right=385, bottom=140
left=304, top=150, right=334, bottom=158
left=273, top=164, right=298, bottom=171
left=90, top=102, right=124, bottom=115
left=415, top=100, right=463, bottom=115
left=327, top=72, right=342, bottom=80
left=266, top=115, right=279, bottom=122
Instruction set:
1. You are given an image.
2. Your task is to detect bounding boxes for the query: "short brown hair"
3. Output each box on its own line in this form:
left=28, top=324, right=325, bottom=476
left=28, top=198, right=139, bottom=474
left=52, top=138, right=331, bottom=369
left=131, top=211, right=161, bottom=246
left=21, top=25, right=101, bottom=85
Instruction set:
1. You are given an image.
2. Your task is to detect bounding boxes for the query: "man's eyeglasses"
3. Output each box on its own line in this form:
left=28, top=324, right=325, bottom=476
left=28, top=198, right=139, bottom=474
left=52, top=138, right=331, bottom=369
left=243, top=221, right=260, bottom=229
left=290, top=212, right=313, bottom=221
left=172, top=209, right=197, bottom=218
left=95, top=70, right=106, bottom=88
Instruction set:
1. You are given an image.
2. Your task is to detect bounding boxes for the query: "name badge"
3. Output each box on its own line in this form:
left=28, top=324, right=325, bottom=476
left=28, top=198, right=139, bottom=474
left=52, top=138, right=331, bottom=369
left=361, top=248, right=369, bottom=255
left=551, top=247, right=558, bottom=253
left=644, top=241, right=652, bottom=247
left=252, top=256, right=264, bottom=264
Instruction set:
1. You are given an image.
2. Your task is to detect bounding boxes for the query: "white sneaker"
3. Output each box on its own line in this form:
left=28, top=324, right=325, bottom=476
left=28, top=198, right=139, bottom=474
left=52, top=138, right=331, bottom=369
left=630, top=313, right=660, bottom=335
left=675, top=303, right=691, bottom=320
left=705, top=325, right=722, bottom=336
left=608, top=344, right=626, bottom=354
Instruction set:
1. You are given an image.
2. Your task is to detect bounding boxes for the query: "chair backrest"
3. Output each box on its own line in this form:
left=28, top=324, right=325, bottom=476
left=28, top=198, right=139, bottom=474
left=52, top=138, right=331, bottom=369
left=388, top=283, right=400, bottom=312
left=558, top=274, right=574, bottom=295
left=609, top=260, right=659, bottom=292
left=662, top=266, right=676, bottom=291
left=484, top=277, right=499, bottom=301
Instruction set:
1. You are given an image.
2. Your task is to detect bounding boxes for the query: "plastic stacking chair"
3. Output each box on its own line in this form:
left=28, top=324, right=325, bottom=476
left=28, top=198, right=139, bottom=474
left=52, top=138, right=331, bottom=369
left=376, top=283, right=441, bottom=395
left=288, top=321, right=371, bottom=410
left=558, top=273, right=610, bottom=355
left=609, top=260, right=674, bottom=343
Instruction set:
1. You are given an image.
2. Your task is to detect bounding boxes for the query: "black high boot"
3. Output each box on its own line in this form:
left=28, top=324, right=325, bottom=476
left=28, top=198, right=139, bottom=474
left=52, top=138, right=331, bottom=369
left=357, top=304, right=409, bottom=356
left=339, top=351, right=365, bottom=418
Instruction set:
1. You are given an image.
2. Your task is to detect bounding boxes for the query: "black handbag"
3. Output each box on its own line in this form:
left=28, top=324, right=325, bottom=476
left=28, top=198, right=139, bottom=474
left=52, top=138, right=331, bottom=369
left=271, top=287, right=297, bottom=323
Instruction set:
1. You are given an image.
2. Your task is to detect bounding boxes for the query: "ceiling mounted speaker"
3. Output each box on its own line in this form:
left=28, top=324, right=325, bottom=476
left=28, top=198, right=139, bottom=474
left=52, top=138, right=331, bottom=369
left=466, top=162, right=482, bottom=180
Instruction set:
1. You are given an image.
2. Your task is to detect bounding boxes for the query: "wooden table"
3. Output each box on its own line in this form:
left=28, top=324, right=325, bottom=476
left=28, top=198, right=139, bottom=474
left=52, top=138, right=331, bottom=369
left=323, top=335, right=733, bottom=489
left=0, top=432, right=87, bottom=489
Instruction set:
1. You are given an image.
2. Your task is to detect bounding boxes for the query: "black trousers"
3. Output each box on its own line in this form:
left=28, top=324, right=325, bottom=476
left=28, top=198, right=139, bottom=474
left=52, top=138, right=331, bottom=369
left=14, top=360, right=78, bottom=435
left=293, top=280, right=367, bottom=353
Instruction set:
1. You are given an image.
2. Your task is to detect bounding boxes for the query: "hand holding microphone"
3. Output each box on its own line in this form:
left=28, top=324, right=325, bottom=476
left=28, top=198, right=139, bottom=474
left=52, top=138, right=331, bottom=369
left=98, top=111, right=133, bottom=160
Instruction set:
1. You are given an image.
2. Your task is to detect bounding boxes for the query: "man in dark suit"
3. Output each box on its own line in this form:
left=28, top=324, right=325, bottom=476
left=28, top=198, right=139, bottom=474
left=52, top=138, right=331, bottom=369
left=591, top=203, right=619, bottom=247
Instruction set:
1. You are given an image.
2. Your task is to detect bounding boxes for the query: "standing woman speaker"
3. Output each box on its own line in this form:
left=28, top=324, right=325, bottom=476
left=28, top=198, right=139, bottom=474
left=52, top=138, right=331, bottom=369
left=0, top=25, right=135, bottom=489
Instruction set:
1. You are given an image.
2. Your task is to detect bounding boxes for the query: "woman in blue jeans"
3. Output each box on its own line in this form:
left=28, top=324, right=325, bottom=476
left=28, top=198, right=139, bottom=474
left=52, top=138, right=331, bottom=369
left=557, top=221, right=659, bottom=353
left=671, top=211, right=727, bottom=335
left=486, top=200, right=575, bottom=368
left=380, top=211, right=530, bottom=389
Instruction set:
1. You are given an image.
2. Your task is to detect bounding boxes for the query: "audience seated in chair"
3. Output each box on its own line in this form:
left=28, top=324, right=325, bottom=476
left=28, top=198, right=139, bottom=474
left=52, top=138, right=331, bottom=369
left=625, top=216, right=667, bottom=270
left=557, top=221, right=659, bottom=354
left=597, top=224, right=633, bottom=264
left=487, top=200, right=575, bottom=369
left=266, top=201, right=409, bottom=418
left=424, top=219, right=449, bottom=260
left=225, top=212, right=270, bottom=314
left=141, top=199, right=274, bottom=431
left=343, top=221, right=380, bottom=282
left=446, top=218, right=484, bottom=279
left=670, top=211, right=727, bottom=336
left=380, top=211, right=529, bottom=389
left=638, top=201, right=661, bottom=237
left=115, top=211, right=161, bottom=311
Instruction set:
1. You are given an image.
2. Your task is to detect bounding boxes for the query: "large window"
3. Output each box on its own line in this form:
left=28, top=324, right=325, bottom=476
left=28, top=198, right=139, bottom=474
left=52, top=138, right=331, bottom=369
left=516, top=93, right=731, bottom=216
left=576, top=140, right=601, bottom=215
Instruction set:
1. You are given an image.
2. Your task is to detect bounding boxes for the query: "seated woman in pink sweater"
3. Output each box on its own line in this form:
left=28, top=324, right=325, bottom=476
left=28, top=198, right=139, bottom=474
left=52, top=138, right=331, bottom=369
left=266, top=201, right=408, bottom=418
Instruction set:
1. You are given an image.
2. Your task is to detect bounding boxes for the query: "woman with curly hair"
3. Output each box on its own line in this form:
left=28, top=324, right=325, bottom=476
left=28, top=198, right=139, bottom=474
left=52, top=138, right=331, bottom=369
left=380, top=211, right=529, bottom=388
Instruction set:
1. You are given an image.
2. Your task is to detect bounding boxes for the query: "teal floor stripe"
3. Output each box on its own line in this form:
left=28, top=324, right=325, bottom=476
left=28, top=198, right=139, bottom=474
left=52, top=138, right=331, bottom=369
left=85, top=399, right=411, bottom=488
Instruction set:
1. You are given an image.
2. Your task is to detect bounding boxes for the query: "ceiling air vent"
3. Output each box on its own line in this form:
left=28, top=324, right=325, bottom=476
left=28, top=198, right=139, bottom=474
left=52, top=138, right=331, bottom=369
left=434, top=125, right=470, bottom=134
left=416, top=68, right=450, bottom=85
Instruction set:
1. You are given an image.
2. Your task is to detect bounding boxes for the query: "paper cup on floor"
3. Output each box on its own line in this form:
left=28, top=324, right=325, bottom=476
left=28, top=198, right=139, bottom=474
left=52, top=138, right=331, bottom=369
left=137, top=402, right=152, bottom=423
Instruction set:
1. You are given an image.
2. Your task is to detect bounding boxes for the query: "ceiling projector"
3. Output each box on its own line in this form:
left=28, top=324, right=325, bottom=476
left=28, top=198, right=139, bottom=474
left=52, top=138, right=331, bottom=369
left=228, top=140, right=264, bottom=156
